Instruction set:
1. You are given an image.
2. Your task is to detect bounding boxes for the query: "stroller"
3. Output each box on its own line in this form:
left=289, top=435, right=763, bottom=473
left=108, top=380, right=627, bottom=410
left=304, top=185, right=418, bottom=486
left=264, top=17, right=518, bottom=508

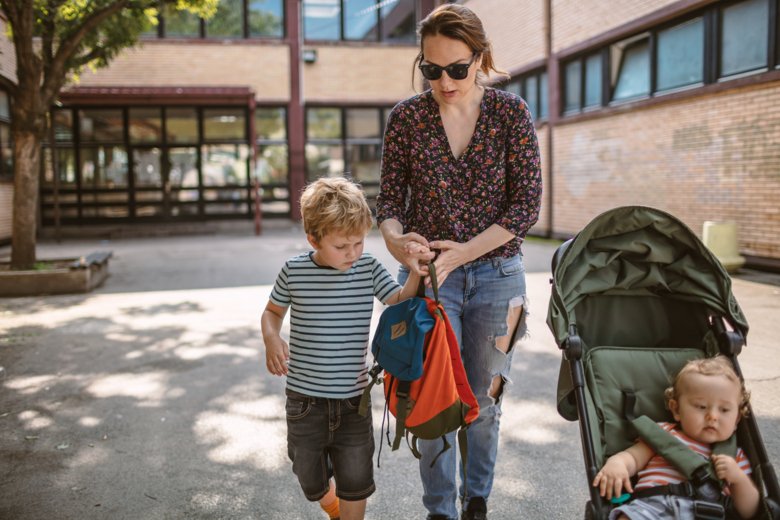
left=548, top=206, right=780, bottom=519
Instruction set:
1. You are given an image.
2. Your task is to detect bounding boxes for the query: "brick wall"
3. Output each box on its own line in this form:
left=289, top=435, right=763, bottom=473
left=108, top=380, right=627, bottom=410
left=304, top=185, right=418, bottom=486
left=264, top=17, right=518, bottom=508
left=0, top=17, right=17, bottom=84
left=552, top=82, right=780, bottom=259
left=76, top=41, right=291, bottom=102
left=465, top=0, right=546, bottom=73
left=533, top=124, right=551, bottom=236
left=0, top=183, right=12, bottom=242
left=302, top=46, right=419, bottom=104
left=551, top=0, right=678, bottom=52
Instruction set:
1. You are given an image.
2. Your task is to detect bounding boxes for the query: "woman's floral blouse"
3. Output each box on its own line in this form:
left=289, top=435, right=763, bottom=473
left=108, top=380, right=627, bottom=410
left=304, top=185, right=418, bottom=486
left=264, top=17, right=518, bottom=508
left=376, top=87, right=542, bottom=261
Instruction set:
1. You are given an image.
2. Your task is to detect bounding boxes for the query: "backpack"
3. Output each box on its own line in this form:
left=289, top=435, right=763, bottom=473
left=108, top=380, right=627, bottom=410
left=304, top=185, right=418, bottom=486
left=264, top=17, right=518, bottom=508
left=359, top=264, right=480, bottom=466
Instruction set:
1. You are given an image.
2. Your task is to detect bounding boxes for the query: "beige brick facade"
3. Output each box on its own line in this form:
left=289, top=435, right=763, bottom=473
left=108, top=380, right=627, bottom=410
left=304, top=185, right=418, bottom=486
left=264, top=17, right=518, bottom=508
left=75, top=41, right=292, bottom=102
left=552, top=82, right=780, bottom=259
left=465, top=0, right=547, bottom=73
left=551, top=0, right=678, bottom=52
left=533, top=124, right=551, bottom=236
left=0, top=18, right=17, bottom=84
left=302, top=46, right=419, bottom=104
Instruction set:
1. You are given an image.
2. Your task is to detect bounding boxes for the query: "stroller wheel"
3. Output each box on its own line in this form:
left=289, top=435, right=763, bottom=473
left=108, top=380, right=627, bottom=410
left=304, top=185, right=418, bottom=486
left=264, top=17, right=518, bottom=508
left=584, top=500, right=606, bottom=520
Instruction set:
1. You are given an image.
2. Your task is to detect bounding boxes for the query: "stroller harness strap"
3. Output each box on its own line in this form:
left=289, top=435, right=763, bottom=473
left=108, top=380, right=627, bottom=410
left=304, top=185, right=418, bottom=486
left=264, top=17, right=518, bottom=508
left=631, top=416, right=737, bottom=484
left=629, top=416, right=737, bottom=518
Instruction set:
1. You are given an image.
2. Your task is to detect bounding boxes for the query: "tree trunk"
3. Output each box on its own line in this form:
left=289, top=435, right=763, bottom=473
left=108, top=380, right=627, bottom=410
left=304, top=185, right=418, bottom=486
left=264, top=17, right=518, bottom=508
left=10, top=130, right=42, bottom=269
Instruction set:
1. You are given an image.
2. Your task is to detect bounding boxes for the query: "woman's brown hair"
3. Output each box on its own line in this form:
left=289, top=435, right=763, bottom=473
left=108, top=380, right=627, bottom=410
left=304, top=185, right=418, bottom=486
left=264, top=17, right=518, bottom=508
left=414, top=4, right=509, bottom=87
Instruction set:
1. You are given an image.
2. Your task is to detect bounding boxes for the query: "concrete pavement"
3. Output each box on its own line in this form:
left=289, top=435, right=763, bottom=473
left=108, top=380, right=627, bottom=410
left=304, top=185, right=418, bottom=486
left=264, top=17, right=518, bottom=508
left=1, top=226, right=779, bottom=519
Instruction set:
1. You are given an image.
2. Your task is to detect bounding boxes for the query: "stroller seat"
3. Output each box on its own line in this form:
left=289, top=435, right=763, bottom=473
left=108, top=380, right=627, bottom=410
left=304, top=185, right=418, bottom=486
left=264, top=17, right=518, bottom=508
left=585, top=345, right=703, bottom=465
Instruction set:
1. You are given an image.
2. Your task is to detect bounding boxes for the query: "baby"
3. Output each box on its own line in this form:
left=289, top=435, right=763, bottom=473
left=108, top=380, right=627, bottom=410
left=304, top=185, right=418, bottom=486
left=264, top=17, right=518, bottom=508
left=593, top=355, right=759, bottom=519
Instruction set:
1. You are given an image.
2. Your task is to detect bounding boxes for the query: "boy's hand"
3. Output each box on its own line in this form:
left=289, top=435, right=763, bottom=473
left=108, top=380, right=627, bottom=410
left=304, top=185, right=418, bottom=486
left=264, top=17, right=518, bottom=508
left=593, top=458, right=634, bottom=500
left=265, top=337, right=289, bottom=376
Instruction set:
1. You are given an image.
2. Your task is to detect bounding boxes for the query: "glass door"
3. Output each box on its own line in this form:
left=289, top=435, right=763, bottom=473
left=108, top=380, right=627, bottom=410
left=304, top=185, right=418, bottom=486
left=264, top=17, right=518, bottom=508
left=132, top=147, right=167, bottom=218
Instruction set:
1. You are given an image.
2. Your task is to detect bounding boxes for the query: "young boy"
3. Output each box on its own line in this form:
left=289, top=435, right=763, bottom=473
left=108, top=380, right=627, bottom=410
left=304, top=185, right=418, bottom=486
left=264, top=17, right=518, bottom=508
left=261, top=177, right=422, bottom=520
left=593, top=355, right=760, bottom=519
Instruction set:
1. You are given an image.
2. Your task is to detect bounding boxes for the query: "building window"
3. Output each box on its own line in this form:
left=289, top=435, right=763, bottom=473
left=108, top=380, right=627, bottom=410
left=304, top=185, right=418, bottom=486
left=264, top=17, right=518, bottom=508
left=563, top=61, right=581, bottom=113
left=0, top=90, right=12, bottom=182
left=255, top=107, right=289, bottom=215
left=584, top=53, right=602, bottom=107
left=720, top=0, right=769, bottom=77
left=250, top=0, right=285, bottom=37
left=162, top=4, right=202, bottom=37
left=657, top=17, right=704, bottom=91
left=79, top=108, right=124, bottom=143
left=503, top=69, right=548, bottom=120
left=611, top=33, right=650, bottom=102
left=41, top=105, right=256, bottom=223
left=305, top=106, right=387, bottom=200
left=154, top=0, right=284, bottom=39
left=563, top=51, right=602, bottom=113
left=166, top=108, right=199, bottom=144
left=203, top=108, right=247, bottom=141
left=303, top=0, right=416, bottom=43
left=560, top=0, right=779, bottom=117
left=206, top=0, right=243, bottom=38
left=128, top=108, right=163, bottom=144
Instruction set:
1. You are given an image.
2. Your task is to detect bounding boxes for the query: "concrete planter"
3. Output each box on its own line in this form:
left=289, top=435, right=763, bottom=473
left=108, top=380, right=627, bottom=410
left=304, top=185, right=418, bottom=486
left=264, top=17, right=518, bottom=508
left=0, top=251, right=112, bottom=297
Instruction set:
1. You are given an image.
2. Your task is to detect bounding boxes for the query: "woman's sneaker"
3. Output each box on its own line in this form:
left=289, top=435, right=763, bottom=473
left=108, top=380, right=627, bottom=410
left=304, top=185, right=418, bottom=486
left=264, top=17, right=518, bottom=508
left=461, top=497, right=487, bottom=520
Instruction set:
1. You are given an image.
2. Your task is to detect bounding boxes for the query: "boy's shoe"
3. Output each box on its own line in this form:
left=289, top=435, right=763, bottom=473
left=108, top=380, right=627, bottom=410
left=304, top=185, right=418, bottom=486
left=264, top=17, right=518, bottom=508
left=426, top=515, right=451, bottom=520
left=461, top=497, right=487, bottom=520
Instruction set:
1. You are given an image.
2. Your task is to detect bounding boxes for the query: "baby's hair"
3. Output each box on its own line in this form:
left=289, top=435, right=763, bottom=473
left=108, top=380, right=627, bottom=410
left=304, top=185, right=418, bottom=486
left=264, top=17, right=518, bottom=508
left=664, top=355, right=751, bottom=418
left=299, top=177, right=373, bottom=243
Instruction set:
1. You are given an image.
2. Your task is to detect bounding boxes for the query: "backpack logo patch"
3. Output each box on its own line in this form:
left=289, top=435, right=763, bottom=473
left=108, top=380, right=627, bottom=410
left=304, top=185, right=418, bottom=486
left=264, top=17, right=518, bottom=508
left=391, top=321, right=407, bottom=340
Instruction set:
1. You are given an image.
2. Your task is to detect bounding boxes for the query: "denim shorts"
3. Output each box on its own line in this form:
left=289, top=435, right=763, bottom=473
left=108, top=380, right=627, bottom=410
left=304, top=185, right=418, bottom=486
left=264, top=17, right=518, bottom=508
left=285, top=389, right=376, bottom=502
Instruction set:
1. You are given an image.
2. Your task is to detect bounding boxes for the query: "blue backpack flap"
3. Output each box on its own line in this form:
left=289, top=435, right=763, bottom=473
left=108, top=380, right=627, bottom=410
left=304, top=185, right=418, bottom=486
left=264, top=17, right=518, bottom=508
left=371, top=296, right=434, bottom=379
left=358, top=272, right=436, bottom=417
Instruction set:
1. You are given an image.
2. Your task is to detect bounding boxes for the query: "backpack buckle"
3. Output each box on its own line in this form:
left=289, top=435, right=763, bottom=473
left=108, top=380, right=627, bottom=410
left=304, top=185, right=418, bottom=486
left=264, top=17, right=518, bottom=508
left=692, top=500, right=725, bottom=520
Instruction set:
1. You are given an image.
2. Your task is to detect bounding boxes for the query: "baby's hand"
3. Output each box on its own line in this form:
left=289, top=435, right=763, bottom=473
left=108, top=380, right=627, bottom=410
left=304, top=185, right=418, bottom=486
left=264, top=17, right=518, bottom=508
left=712, top=454, right=746, bottom=485
left=593, top=460, right=634, bottom=501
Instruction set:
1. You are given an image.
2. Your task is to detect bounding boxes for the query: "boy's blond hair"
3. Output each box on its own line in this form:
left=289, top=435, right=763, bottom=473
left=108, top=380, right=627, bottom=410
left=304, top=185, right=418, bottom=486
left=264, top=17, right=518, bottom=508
left=300, top=177, right=373, bottom=242
left=665, top=355, right=751, bottom=418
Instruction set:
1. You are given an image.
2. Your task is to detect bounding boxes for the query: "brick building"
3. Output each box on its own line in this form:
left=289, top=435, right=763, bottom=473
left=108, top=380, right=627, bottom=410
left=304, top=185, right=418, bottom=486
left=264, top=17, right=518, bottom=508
left=0, top=0, right=778, bottom=267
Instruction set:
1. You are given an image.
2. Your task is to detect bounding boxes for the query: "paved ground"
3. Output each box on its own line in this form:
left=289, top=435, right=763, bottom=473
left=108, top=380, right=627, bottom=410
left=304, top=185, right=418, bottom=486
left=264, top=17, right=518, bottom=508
left=1, top=226, right=779, bottom=519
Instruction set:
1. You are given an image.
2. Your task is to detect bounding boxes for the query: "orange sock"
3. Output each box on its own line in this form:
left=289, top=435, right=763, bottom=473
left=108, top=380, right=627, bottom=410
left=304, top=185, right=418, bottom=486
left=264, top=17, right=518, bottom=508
left=320, top=496, right=340, bottom=519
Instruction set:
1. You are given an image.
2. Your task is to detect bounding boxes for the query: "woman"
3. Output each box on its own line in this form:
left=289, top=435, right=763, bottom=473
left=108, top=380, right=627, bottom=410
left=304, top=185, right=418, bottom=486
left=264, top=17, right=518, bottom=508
left=375, top=4, right=542, bottom=520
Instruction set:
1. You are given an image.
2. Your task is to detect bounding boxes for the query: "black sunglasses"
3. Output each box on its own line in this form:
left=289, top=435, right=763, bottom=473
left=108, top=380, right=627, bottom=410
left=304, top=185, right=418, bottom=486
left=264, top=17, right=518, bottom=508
left=418, top=53, right=477, bottom=81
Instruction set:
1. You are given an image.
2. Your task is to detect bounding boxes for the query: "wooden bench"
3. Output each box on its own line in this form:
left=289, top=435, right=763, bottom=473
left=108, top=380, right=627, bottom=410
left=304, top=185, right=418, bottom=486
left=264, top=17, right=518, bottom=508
left=70, top=251, right=113, bottom=269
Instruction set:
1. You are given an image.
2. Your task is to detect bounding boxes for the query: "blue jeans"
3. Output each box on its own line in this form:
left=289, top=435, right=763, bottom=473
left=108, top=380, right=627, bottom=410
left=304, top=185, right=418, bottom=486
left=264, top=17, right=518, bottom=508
left=398, top=254, right=528, bottom=519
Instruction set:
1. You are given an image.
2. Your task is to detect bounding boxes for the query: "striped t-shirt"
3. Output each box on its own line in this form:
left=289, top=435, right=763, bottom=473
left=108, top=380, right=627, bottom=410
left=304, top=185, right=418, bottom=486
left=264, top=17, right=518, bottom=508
left=269, top=252, right=401, bottom=398
left=635, top=421, right=751, bottom=493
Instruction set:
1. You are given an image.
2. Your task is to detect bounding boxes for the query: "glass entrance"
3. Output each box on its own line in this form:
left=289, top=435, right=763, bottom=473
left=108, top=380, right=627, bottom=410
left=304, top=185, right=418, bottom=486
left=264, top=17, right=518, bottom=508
left=133, top=147, right=166, bottom=218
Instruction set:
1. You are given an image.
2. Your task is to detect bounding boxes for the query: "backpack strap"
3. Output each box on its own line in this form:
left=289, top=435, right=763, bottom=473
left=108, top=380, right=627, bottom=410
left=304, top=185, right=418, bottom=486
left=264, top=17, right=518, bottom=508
left=358, top=363, right=383, bottom=417
left=392, top=379, right=412, bottom=450
left=630, top=416, right=736, bottom=505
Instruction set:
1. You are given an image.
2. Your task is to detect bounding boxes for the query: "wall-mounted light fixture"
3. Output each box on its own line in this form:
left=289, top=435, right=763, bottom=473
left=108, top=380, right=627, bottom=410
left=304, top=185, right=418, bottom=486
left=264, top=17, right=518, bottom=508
left=302, top=49, right=317, bottom=64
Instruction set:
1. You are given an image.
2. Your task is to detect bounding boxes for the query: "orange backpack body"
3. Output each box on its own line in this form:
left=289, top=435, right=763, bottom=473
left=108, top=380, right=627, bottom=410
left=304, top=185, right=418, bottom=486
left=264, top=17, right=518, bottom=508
left=360, top=265, right=480, bottom=463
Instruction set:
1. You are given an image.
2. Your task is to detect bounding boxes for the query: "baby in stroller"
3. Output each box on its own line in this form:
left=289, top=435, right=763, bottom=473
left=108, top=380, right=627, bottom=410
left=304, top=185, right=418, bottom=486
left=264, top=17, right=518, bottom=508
left=593, top=356, right=759, bottom=519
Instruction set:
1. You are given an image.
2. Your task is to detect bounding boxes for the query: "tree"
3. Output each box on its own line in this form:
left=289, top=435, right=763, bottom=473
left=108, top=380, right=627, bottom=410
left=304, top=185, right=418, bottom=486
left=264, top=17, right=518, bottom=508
left=2, top=0, right=217, bottom=269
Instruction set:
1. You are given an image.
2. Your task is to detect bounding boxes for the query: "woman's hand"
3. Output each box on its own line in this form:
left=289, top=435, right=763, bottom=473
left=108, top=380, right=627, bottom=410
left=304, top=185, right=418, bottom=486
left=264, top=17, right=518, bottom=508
left=385, top=230, right=435, bottom=275
left=427, top=240, right=469, bottom=287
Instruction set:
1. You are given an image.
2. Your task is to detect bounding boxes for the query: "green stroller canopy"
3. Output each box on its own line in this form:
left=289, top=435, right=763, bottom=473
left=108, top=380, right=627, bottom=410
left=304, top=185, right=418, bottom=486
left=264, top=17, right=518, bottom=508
left=547, top=205, right=749, bottom=348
